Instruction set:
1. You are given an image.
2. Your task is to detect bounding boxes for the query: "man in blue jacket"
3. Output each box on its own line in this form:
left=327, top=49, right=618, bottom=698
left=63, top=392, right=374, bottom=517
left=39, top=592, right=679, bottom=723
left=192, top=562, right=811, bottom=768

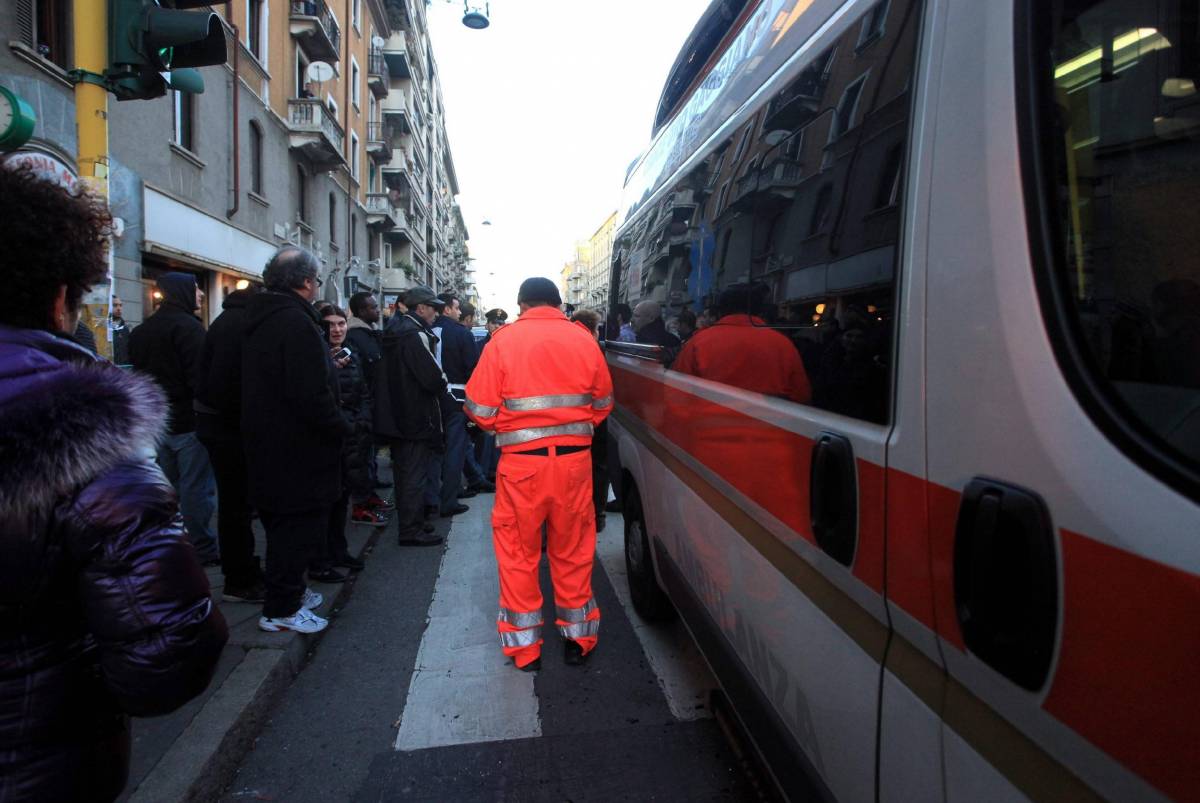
left=425, top=293, right=479, bottom=517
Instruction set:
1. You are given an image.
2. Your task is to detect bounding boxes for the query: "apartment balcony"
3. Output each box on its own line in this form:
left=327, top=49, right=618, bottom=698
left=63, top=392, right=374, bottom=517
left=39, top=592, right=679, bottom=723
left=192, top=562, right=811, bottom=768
left=366, top=121, right=391, bottom=163
left=381, top=98, right=412, bottom=135
left=287, top=98, right=345, bottom=169
left=290, top=0, right=341, bottom=63
left=366, top=193, right=402, bottom=231
left=382, top=37, right=412, bottom=80
left=367, top=48, right=389, bottom=98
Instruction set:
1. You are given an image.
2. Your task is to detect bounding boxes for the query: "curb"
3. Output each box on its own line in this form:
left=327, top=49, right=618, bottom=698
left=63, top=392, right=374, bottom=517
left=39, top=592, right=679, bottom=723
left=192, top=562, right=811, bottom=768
left=124, top=525, right=385, bottom=802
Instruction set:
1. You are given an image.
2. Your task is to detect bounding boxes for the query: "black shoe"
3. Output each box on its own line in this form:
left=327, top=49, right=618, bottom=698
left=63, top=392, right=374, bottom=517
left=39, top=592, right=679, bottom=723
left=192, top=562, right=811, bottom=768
left=423, top=522, right=435, bottom=533
left=398, top=532, right=444, bottom=546
left=222, top=579, right=266, bottom=604
left=457, top=488, right=478, bottom=499
left=516, top=657, right=541, bottom=673
left=440, top=503, right=469, bottom=517
left=334, top=554, right=365, bottom=571
left=310, top=567, right=348, bottom=584
left=564, top=640, right=589, bottom=666
left=470, top=480, right=496, bottom=493
left=423, top=504, right=438, bottom=518
left=604, top=499, right=622, bottom=513
left=595, top=513, right=607, bottom=532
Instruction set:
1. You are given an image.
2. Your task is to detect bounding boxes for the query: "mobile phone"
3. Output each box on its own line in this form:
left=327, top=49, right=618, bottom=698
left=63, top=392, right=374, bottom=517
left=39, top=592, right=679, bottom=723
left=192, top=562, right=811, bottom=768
left=333, top=346, right=352, bottom=361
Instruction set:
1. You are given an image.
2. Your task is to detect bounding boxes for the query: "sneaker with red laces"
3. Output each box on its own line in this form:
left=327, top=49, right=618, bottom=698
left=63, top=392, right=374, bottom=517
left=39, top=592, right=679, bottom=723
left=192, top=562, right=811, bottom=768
left=351, top=505, right=389, bottom=527
left=365, top=494, right=395, bottom=512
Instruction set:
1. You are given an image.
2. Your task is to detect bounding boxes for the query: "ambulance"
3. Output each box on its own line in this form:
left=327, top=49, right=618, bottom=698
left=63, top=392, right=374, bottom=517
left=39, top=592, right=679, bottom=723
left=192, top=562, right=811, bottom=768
left=602, top=0, right=1200, bottom=800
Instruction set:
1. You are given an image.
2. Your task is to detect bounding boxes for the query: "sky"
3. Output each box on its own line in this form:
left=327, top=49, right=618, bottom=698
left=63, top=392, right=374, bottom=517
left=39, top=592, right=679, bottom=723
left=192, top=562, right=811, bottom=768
left=426, top=0, right=712, bottom=312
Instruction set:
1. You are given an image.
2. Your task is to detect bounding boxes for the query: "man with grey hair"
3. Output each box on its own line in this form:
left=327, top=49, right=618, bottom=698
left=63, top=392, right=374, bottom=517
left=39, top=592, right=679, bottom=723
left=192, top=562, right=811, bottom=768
left=241, top=247, right=352, bottom=634
left=632, top=300, right=681, bottom=349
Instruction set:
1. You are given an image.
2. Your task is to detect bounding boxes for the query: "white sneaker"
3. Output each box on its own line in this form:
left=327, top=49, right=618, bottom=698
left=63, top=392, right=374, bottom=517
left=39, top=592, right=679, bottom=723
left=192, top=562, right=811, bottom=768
left=258, top=607, right=328, bottom=634
left=303, top=588, right=324, bottom=610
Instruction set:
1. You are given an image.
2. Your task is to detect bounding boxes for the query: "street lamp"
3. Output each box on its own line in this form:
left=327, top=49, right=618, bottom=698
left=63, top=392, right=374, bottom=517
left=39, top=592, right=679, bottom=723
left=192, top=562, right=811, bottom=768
left=462, top=1, right=490, bottom=29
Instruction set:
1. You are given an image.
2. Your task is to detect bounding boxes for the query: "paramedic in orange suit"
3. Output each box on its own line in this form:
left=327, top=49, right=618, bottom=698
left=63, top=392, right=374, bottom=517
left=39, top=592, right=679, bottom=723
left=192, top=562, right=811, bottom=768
left=674, top=283, right=812, bottom=404
left=463, top=277, right=614, bottom=671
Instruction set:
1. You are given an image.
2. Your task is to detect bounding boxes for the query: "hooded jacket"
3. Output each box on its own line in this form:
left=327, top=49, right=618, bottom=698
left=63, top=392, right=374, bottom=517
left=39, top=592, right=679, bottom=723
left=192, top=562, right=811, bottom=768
left=0, top=325, right=228, bottom=802
left=195, top=288, right=257, bottom=432
left=345, top=315, right=383, bottom=391
left=129, top=272, right=204, bottom=434
left=374, top=313, right=448, bottom=443
left=240, top=289, right=352, bottom=513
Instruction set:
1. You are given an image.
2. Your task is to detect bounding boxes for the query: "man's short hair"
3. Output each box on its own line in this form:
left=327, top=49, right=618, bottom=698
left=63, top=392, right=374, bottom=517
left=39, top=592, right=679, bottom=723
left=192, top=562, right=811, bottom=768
left=460, top=301, right=476, bottom=319
left=614, top=303, right=633, bottom=322
left=348, top=291, right=374, bottom=317
left=263, top=246, right=320, bottom=292
left=436, top=292, right=458, bottom=307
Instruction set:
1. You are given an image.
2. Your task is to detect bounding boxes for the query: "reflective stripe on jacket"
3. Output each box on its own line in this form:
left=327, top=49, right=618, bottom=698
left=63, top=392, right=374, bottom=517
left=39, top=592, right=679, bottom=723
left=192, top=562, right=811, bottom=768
left=463, top=306, right=613, bottom=452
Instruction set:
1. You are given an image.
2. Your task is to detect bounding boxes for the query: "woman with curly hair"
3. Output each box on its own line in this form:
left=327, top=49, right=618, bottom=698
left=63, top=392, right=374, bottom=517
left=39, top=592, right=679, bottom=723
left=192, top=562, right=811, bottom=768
left=0, top=164, right=228, bottom=802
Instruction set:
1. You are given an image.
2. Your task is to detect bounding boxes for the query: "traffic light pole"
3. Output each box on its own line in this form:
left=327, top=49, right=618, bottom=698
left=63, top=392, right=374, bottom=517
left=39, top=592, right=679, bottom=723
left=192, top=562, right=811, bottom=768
left=73, top=0, right=109, bottom=200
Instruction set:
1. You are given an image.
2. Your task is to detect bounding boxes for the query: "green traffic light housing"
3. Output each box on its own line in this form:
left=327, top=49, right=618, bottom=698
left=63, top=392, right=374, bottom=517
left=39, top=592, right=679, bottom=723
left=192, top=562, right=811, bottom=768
left=105, top=0, right=227, bottom=101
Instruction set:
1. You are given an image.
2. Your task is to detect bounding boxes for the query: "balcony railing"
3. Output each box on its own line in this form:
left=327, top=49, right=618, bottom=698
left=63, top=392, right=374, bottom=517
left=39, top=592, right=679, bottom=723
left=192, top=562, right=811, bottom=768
left=290, top=0, right=341, bottom=63
left=367, top=48, right=389, bottom=98
left=367, top=120, right=392, bottom=162
left=286, top=98, right=345, bottom=168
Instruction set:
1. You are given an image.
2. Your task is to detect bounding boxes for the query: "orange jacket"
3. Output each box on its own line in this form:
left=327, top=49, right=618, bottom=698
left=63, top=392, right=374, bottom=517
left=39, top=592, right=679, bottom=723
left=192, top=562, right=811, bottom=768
left=673, top=314, right=811, bottom=403
left=464, top=306, right=613, bottom=451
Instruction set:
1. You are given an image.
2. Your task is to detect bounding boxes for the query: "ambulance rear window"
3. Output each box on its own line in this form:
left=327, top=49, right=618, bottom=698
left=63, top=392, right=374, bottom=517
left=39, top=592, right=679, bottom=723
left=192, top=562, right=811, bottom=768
left=1035, top=0, right=1200, bottom=491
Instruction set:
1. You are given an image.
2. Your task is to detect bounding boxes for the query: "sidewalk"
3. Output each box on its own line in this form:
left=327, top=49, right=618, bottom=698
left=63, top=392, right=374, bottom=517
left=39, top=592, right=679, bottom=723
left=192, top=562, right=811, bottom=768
left=117, top=513, right=386, bottom=803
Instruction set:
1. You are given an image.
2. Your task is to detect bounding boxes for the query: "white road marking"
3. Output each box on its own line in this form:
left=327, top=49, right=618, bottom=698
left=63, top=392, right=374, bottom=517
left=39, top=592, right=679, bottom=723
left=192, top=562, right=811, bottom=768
left=596, top=513, right=716, bottom=720
left=394, top=501, right=541, bottom=751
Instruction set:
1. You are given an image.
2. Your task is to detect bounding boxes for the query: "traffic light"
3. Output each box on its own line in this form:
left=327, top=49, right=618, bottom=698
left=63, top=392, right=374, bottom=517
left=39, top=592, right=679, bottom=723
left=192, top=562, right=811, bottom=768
left=105, top=0, right=227, bottom=101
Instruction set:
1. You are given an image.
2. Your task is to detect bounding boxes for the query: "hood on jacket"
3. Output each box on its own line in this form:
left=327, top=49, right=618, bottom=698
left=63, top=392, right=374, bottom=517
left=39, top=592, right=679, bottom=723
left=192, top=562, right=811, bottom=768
left=221, top=287, right=259, bottom=311
left=244, top=289, right=320, bottom=337
left=0, top=325, right=166, bottom=524
left=347, top=315, right=376, bottom=331
left=157, top=272, right=198, bottom=312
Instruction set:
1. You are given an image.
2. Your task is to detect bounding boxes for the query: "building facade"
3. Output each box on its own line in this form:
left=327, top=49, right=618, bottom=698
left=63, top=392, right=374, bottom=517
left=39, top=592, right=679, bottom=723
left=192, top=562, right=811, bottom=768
left=561, top=211, right=616, bottom=311
left=1, top=0, right=469, bottom=356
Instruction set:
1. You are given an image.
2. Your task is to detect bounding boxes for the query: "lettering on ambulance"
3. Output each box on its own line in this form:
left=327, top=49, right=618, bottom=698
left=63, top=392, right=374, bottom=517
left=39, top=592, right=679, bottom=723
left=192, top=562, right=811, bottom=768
left=671, top=514, right=826, bottom=775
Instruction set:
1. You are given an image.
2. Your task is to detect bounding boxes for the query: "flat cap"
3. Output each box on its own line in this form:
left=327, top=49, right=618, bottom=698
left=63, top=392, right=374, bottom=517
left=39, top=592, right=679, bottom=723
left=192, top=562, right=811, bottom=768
left=404, top=285, right=445, bottom=309
left=516, top=277, right=561, bottom=307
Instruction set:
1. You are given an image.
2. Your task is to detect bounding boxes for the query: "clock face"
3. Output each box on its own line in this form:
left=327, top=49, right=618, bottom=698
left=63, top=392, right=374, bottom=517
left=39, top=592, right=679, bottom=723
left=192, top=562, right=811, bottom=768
left=0, top=92, right=13, bottom=137
left=0, top=86, right=35, bottom=151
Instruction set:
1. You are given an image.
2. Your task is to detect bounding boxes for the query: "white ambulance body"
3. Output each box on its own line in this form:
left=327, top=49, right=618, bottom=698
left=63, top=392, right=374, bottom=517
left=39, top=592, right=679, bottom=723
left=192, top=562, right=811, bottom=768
left=603, top=0, right=1200, bottom=800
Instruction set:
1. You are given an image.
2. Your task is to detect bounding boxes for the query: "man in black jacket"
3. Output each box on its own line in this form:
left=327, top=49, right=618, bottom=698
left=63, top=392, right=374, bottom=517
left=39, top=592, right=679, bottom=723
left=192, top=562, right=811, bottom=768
left=345, top=291, right=388, bottom=501
left=195, top=286, right=264, bottom=603
left=375, top=286, right=450, bottom=546
left=129, top=272, right=219, bottom=563
left=242, top=248, right=352, bottom=633
left=426, top=292, right=479, bottom=517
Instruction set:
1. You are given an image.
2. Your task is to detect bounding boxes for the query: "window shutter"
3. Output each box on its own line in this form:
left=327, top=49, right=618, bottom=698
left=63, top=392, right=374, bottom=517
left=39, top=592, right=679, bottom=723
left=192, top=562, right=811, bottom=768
left=15, top=0, right=35, bottom=47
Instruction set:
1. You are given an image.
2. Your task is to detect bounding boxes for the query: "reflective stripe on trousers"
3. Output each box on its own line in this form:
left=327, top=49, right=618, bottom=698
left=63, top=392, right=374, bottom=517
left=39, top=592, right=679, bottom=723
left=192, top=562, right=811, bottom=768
left=556, top=597, right=600, bottom=642
left=495, top=421, right=594, bottom=448
left=499, top=626, right=543, bottom=648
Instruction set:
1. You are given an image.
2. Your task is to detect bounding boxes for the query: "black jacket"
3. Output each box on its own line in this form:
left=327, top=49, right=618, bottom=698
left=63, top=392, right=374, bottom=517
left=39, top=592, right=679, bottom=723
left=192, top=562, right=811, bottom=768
left=430, top=315, right=478, bottom=386
left=195, top=289, right=256, bottom=433
left=0, top=326, right=228, bottom=802
left=129, top=274, right=204, bottom=434
left=345, top=316, right=383, bottom=391
left=333, top=353, right=373, bottom=496
left=374, top=313, right=447, bottom=443
left=241, top=290, right=352, bottom=513
left=635, top=317, right=682, bottom=349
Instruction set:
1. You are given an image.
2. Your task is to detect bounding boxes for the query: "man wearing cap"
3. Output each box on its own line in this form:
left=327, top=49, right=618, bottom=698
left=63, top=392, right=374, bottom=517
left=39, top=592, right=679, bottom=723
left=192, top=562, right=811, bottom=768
left=464, top=278, right=613, bottom=671
left=374, top=286, right=451, bottom=547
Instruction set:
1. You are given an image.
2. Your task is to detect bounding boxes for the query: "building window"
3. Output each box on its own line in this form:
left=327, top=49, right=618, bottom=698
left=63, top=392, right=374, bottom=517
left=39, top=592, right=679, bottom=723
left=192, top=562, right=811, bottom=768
left=350, top=131, right=360, bottom=179
left=829, top=75, right=868, bottom=142
left=296, top=50, right=311, bottom=99
left=28, top=0, right=70, bottom=68
left=297, top=166, right=308, bottom=223
left=249, top=122, right=264, bottom=195
left=808, top=184, right=833, bottom=236
left=350, top=214, right=357, bottom=257
left=353, top=0, right=362, bottom=32
left=246, top=0, right=265, bottom=60
left=351, top=57, right=361, bottom=109
left=172, top=91, right=195, bottom=151
left=329, top=193, right=338, bottom=247
left=857, top=1, right=890, bottom=48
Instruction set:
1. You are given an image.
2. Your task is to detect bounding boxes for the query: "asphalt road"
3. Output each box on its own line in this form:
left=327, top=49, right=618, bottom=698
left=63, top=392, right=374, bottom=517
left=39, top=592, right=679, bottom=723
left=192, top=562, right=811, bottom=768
left=219, top=490, right=759, bottom=802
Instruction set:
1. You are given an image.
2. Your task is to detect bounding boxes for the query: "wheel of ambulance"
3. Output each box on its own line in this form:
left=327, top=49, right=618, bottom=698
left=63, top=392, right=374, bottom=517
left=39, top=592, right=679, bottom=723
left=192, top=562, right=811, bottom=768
left=623, top=484, right=676, bottom=621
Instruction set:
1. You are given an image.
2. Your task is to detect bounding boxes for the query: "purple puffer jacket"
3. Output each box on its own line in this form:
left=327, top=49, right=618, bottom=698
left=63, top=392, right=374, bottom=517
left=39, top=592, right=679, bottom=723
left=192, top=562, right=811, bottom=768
left=0, top=325, right=229, bottom=803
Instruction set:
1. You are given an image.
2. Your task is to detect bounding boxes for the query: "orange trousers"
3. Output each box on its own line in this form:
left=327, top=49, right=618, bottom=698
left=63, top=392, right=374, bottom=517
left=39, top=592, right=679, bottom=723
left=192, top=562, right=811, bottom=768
left=492, top=446, right=600, bottom=668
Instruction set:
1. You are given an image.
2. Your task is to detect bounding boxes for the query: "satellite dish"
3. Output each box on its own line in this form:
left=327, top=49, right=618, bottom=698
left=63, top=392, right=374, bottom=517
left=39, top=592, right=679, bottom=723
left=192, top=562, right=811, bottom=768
left=307, top=61, right=335, bottom=83
left=371, top=35, right=386, bottom=48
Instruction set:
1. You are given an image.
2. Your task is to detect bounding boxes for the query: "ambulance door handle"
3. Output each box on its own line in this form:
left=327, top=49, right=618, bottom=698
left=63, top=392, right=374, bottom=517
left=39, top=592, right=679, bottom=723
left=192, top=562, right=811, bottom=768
left=953, top=478, right=1058, bottom=692
left=809, top=432, right=857, bottom=567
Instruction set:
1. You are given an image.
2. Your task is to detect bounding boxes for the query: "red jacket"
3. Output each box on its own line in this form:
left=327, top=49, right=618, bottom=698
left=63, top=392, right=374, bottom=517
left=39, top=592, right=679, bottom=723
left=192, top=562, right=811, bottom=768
left=464, top=306, right=613, bottom=451
left=673, top=314, right=811, bottom=403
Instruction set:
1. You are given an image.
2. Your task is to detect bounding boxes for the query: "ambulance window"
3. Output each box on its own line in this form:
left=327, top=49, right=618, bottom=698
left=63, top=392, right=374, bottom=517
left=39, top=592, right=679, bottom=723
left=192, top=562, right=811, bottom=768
left=668, top=0, right=924, bottom=425
left=1034, top=0, right=1200, bottom=484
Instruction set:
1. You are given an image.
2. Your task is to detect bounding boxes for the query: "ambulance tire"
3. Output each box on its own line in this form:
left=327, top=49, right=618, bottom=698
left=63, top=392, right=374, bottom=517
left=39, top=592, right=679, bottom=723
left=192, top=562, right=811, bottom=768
left=623, top=485, right=676, bottom=622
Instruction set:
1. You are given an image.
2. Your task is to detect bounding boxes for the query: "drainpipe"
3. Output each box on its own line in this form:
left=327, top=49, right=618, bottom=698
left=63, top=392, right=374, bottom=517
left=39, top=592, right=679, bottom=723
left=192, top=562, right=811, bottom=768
left=227, top=19, right=240, bottom=219
left=344, top=0, right=354, bottom=303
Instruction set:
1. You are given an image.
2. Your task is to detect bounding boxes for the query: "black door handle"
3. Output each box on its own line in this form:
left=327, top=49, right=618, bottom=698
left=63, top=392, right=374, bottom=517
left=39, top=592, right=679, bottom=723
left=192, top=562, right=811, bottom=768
left=953, top=478, right=1058, bottom=691
left=809, top=432, right=857, bottom=566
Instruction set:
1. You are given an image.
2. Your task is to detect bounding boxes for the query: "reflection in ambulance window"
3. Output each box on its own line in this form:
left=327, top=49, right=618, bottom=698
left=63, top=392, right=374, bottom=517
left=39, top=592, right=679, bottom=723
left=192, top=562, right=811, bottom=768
left=1047, top=0, right=1200, bottom=464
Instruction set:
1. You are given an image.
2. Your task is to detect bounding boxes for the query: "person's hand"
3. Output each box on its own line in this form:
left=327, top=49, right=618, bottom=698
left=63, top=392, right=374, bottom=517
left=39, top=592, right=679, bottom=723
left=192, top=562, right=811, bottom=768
left=329, top=347, right=351, bottom=369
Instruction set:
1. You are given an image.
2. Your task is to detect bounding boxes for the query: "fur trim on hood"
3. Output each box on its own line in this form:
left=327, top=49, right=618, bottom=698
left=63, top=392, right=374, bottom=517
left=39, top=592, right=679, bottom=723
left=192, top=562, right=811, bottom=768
left=0, top=357, right=167, bottom=522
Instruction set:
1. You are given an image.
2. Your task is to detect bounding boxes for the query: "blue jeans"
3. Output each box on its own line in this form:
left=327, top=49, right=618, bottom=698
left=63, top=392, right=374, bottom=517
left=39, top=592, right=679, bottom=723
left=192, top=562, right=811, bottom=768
left=157, top=431, right=219, bottom=560
left=463, top=428, right=487, bottom=486
left=424, top=410, right=469, bottom=514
